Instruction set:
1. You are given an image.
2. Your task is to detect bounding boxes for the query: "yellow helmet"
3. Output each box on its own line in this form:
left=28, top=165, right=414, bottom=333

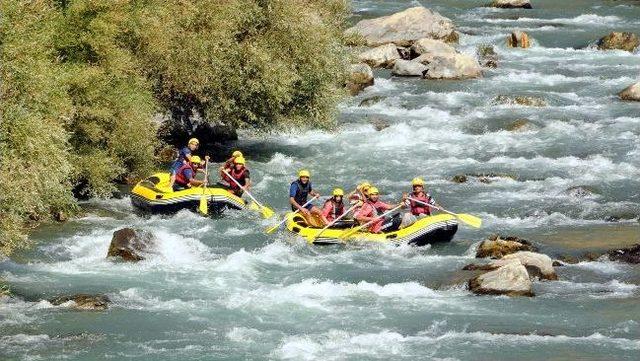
left=367, top=187, right=379, bottom=195
left=232, top=150, right=243, bottom=158
left=412, top=177, right=425, bottom=186
left=188, top=138, right=199, bottom=145
left=298, top=169, right=310, bottom=178
left=357, top=182, right=371, bottom=191
left=234, top=156, right=246, bottom=165
left=333, top=188, right=344, bottom=196
left=190, top=155, right=201, bottom=164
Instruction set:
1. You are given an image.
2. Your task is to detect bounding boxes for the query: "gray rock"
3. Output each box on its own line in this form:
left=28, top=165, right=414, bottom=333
left=423, top=53, right=482, bottom=79
left=358, top=44, right=402, bottom=68
left=346, top=63, right=374, bottom=96
left=597, top=32, right=640, bottom=52
left=618, top=82, right=640, bottom=101
left=391, top=59, right=429, bottom=77
left=477, top=44, right=499, bottom=68
left=500, top=251, right=558, bottom=280
left=107, top=228, right=156, bottom=262
left=49, top=294, right=110, bottom=311
left=490, top=0, right=532, bottom=9
left=411, top=38, right=457, bottom=59
left=565, top=185, right=597, bottom=198
left=469, top=261, right=534, bottom=297
left=492, top=95, right=547, bottom=107
left=476, top=235, right=536, bottom=259
left=345, top=6, right=458, bottom=47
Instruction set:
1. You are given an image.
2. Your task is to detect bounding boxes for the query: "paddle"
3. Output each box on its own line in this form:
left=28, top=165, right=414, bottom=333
left=407, top=197, right=482, bottom=228
left=198, top=160, right=209, bottom=215
left=222, top=169, right=275, bottom=219
left=265, top=195, right=319, bottom=234
left=306, top=202, right=359, bottom=243
left=339, top=204, right=404, bottom=240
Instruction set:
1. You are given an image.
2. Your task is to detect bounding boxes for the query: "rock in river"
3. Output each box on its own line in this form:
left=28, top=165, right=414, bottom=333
left=358, top=44, right=402, bottom=68
left=392, top=59, right=429, bottom=77
left=492, top=95, right=547, bottom=107
left=423, top=53, right=482, bottom=79
left=597, top=32, right=640, bottom=52
left=477, top=44, right=499, bottom=68
left=345, top=6, right=458, bottom=47
left=489, top=0, right=533, bottom=9
left=411, top=38, right=457, bottom=61
left=469, top=261, right=534, bottom=297
left=49, top=294, right=110, bottom=311
left=618, top=82, right=640, bottom=101
left=608, top=244, right=640, bottom=264
left=507, top=30, right=531, bottom=48
left=476, top=235, right=537, bottom=259
left=346, top=63, right=374, bottom=96
left=107, top=228, right=156, bottom=262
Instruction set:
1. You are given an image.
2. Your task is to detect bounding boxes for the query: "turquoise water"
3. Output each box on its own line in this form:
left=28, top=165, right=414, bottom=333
left=2, top=1, right=640, bottom=360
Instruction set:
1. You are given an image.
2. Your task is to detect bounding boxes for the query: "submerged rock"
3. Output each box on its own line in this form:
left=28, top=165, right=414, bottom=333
left=423, top=53, right=482, bottom=79
left=565, top=185, right=597, bottom=198
left=597, top=32, right=640, bottom=52
left=346, top=63, right=374, bottom=96
left=477, top=44, right=499, bottom=68
left=345, top=6, right=458, bottom=47
left=506, top=30, right=531, bottom=48
left=476, top=235, right=537, bottom=259
left=492, top=95, right=547, bottom=107
left=358, top=44, right=402, bottom=68
left=451, top=174, right=468, bottom=183
left=468, top=261, right=534, bottom=297
left=618, top=82, right=640, bottom=101
left=489, top=0, right=532, bottom=9
left=107, top=228, right=156, bottom=262
left=608, top=244, right=640, bottom=264
left=392, top=59, right=429, bottom=77
left=369, top=117, right=391, bottom=131
left=49, top=294, right=110, bottom=311
left=358, top=95, right=386, bottom=107
left=505, top=119, right=537, bottom=132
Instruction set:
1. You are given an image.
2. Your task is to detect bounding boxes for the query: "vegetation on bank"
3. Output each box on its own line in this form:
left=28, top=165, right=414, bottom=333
left=0, top=0, right=349, bottom=256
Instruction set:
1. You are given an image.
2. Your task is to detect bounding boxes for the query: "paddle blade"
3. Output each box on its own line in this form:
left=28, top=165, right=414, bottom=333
left=265, top=224, right=280, bottom=234
left=261, top=206, right=275, bottom=219
left=199, top=196, right=208, bottom=215
left=457, top=213, right=482, bottom=228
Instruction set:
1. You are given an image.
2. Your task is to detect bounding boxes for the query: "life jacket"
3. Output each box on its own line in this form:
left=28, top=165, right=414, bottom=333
left=323, top=199, right=344, bottom=222
left=225, top=167, right=248, bottom=190
left=409, top=192, right=432, bottom=216
left=291, top=179, right=311, bottom=206
left=175, top=163, right=194, bottom=186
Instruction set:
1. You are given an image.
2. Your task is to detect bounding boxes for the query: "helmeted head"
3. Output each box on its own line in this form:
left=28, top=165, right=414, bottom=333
left=232, top=150, right=243, bottom=158
left=188, top=138, right=200, bottom=150
left=367, top=186, right=380, bottom=202
left=298, top=169, right=310, bottom=184
left=233, top=156, right=245, bottom=170
left=332, top=188, right=344, bottom=202
left=190, top=155, right=202, bottom=169
left=411, top=177, right=425, bottom=192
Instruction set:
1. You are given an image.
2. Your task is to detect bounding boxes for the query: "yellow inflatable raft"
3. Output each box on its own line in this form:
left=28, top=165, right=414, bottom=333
left=285, top=212, right=458, bottom=246
left=130, top=173, right=245, bottom=215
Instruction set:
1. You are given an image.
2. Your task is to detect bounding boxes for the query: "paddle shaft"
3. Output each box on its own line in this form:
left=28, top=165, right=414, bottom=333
left=406, top=197, right=452, bottom=215
left=222, top=169, right=263, bottom=207
left=312, top=203, right=358, bottom=240
left=269, top=195, right=319, bottom=231
left=346, top=204, right=403, bottom=236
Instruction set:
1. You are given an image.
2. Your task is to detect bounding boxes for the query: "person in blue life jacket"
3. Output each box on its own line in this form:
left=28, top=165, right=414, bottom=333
left=173, top=156, right=205, bottom=191
left=289, top=170, right=322, bottom=223
left=169, top=138, right=200, bottom=188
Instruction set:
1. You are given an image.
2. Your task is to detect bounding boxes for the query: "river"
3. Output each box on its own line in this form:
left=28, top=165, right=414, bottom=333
left=1, top=0, right=640, bottom=360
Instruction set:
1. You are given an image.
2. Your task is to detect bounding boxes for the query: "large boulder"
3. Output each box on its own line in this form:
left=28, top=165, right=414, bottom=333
left=345, top=6, right=458, bottom=47
left=391, top=59, right=429, bottom=77
left=411, top=38, right=457, bottom=59
left=490, top=0, right=532, bottom=9
left=346, top=63, right=374, bottom=96
left=423, top=53, right=482, bottom=79
left=597, top=32, right=640, bottom=52
left=501, top=252, right=557, bottom=280
left=507, top=30, right=531, bottom=48
left=608, top=244, right=640, bottom=264
left=107, top=228, right=156, bottom=262
left=49, top=294, right=110, bottom=311
left=468, top=261, right=534, bottom=296
left=618, top=82, right=640, bottom=101
left=358, top=44, right=402, bottom=68
left=476, top=235, right=536, bottom=259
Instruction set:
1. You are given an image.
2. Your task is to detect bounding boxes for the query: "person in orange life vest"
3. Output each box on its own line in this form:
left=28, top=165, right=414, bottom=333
left=173, top=156, right=205, bottom=191
left=223, top=150, right=243, bottom=169
left=220, top=156, right=251, bottom=196
left=400, top=177, right=439, bottom=229
left=321, top=188, right=345, bottom=225
left=169, top=138, right=200, bottom=188
left=354, top=187, right=403, bottom=233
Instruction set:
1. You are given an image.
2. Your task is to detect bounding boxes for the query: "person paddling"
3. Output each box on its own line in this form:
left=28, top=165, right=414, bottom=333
left=173, top=156, right=204, bottom=191
left=223, top=150, right=243, bottom=169
left=354, top=187, right=403, bottom=233
left=321, top=188, right=345, bottom=225
left=169, top=138, right=200, bottom=188
left=400, top=177, right=440, bottom=229
left=289, top=170, right=322, bottom=224
left=220, top=156, right=251, bottom=197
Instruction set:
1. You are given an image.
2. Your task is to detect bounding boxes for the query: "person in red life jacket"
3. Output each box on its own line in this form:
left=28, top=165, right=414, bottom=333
left=223, top=150, right=243, bottom=169
left=220, top=156, right=251, bottom=196
left=400, top=177, right=439, bottom=229
left=289, top=170, right=322, bottom=224
left=354, top=187, right=403, bottom=233
left=169, top=138, right=200, bottom=188
left=173, top=156, right=204, bottom=191
left=321, top=188, right=345, bottom=225
left=347, top=182, right=371, bottom=205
